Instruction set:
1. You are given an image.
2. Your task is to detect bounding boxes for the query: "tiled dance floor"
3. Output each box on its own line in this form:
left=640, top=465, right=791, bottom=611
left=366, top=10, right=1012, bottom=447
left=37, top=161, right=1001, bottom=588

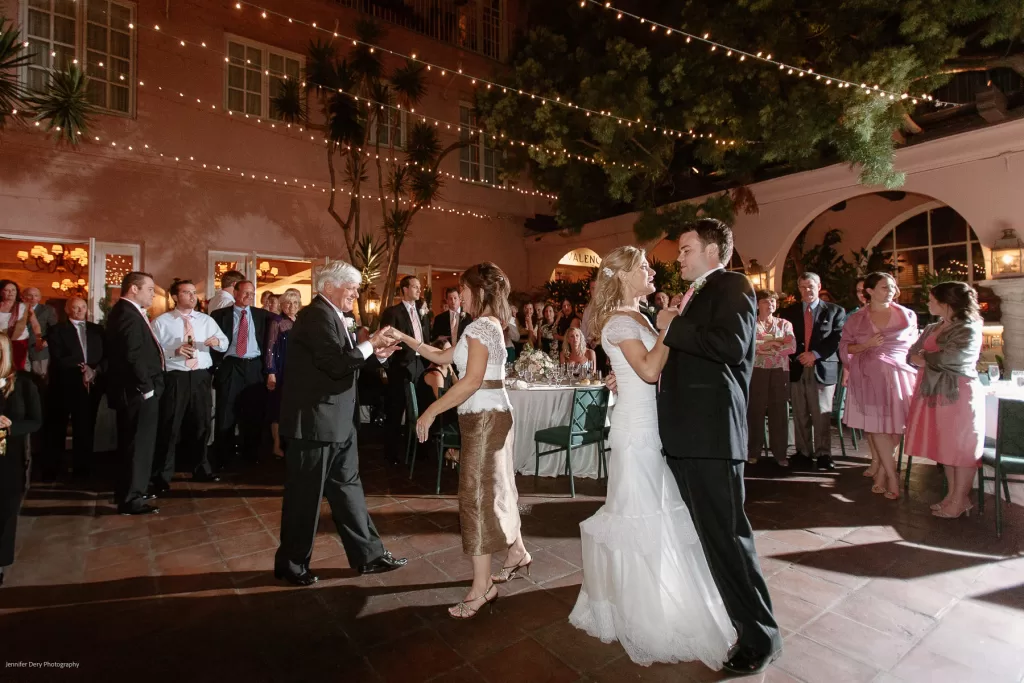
left=2, top=433, right=1023, bottom=682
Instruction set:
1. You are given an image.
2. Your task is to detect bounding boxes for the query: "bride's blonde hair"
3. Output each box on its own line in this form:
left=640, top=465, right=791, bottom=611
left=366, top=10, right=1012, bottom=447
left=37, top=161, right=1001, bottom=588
left=588, top=246, right=646, bottom=342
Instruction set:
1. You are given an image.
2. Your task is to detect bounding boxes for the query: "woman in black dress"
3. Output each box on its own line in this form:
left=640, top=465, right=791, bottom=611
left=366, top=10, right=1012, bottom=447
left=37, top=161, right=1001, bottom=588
left=0, top=333, right=43, bottom=587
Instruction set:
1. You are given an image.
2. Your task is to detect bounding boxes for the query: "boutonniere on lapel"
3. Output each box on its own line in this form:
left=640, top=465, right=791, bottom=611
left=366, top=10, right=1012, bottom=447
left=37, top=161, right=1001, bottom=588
left=345, top=317, right=358, bottom=335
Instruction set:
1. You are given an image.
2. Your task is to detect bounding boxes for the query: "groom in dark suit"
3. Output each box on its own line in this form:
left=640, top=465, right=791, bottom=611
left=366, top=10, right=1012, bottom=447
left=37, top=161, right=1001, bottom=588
left=656, top=219, right=781, bottom=675
left=274, top=261, right=407, bottom=586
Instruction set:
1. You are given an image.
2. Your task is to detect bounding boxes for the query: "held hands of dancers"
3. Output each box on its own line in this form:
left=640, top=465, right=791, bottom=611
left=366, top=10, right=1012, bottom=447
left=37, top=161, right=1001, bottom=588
left=656, top=308, right=678, bottom=332
left=370, top=326, right=401, bottom=359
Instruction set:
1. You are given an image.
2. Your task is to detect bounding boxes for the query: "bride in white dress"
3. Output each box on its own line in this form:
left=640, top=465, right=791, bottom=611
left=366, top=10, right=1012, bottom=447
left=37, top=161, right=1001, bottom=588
left=569, top=246, right=737, bottom=668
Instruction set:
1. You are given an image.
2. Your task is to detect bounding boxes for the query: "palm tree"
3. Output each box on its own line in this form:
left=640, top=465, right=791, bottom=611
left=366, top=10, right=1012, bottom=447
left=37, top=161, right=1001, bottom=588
left=0, top=17, right=31, bottom=131
left=273, top=19, right=469, bottom=320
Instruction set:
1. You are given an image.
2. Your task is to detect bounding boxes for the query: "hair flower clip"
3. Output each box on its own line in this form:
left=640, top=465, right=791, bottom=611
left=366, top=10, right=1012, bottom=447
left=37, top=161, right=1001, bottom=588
left=602, top=267, right=614, bottom=278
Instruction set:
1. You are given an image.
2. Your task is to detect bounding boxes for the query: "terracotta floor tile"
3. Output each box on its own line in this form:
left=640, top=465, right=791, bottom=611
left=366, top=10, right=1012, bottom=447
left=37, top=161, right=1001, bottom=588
left=770, top=590, right=826, bottom=633
left=366, top=627, right=464, bottom=682
left=860, top=577, right=958, bottom=619
left=150, top=526, right=214, bottom=555
left=800, top=611, right=916, bottom=670
left=205, top=516, right=264, bottom=540
left=889, top=644, right=1006, bottom=683
left=200, top=504, right=257, bottom=526
left=83, top=537, right=151, bottom=572
left=146, top=512, right=206, bottom=537
left=774, top=634, right=880, bottom=683
left=767, top=566, right=852, bottom=609
left=830, top=591, right=936, bottom=640
left=532, top=619, right=625, bottom=673
left=473, top=637, right=579, bottom=683
left=214, top=530, right=278, bottom=560
left=153, top=543, right=223, bottom=573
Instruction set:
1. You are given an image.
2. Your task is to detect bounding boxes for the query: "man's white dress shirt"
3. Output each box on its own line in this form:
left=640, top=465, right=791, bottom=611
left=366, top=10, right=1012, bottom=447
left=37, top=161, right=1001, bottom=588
left=208, top=289, right=235, bottom=313
left=152, top=308, right=229, bottom=372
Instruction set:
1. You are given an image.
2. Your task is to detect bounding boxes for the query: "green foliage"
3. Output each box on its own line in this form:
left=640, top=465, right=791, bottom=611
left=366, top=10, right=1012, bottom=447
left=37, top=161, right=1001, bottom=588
left=650, top=258, right=683, bottom=295
left=0, top=17, right=31, bottom=130
left=27, top=65, right=95, bottom=145
left=543, top=275, right=594, bottom=310
left=352, top=233, right=387, bottom=287
left=475, top=1, right=1021, bottom=233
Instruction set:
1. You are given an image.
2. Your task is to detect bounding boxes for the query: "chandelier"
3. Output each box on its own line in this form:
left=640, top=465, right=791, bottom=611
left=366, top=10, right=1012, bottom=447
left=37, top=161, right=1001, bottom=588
left=256, top=261, right=279, bottom=282
left=52, top=278, right=88, bottom=297
left=18, top=244, right=88, bottom=276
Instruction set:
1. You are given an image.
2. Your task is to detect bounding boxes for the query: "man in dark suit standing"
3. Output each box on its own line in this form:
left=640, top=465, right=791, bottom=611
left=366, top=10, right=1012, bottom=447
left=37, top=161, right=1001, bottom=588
left=275, top=261, right=407, bottom=586
left=780, top=273, right=846, bottom=471
left=43, top=297, right=104, bottom=481
left=105, top=272, right=163, bottom=515
left=379, top=275, right=427, bottom=462
left=211, top=280, right=269, bottom=467
left=430, top=288, right=471, bottom=345
left=656, top=218, right=781, bottom=675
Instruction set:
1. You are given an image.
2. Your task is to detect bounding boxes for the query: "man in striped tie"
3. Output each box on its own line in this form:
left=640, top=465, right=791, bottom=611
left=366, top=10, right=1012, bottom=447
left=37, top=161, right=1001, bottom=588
left=152, top=279, right=229, bottom=492
left=211, top=281, right=271, bottom=468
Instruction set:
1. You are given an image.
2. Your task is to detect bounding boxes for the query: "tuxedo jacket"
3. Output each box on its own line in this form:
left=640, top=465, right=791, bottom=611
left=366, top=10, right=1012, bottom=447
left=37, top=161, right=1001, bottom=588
left=47, top=320, right=105, bottom=391
left=780, top=300, right=846, bottom=385
left=210, top=305, right=271, bottom=370
left=279, top=295, right=372, bottom=443
left=380, top=302, right=427, bottom=381
left=430, top=309, right=472, bottom=344
left=657, top=269, right=756, bottom=462
left=104, top=299, right=164, bottom=409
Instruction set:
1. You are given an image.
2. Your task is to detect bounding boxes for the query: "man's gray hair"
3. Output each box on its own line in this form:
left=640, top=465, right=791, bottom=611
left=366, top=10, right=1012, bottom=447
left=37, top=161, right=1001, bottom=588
left=798, top=272, right=822, bottom=286
left=314, top=261, right=361, bottom=292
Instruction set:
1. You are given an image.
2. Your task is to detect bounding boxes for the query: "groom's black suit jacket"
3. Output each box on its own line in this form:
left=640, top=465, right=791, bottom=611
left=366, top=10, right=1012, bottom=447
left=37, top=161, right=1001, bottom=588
left=657, top=269, right=756, bottom=462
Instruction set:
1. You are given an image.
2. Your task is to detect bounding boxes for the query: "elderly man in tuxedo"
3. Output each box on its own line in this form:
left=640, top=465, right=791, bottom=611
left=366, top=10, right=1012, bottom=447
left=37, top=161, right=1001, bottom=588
left=211, top=280, right=270, bottom=467
left=430, top=288, right=471, bottom=345
left=43, top=297, right=104, bottom=480
left=780, top=272, right=846, bottom=471
left=274, top=261, right=406, bottom=586
left=379, top=275, right=428, bottom=463
left=106, top=272, right=164, bottom=515
left=23, top=287, right=58, bottom=379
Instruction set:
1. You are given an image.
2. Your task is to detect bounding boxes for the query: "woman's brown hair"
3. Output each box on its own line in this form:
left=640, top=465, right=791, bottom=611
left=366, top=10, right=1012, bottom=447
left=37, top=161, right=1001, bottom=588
left=930, top=281, right=981, bottom=323
left=459, top=262, right=512, bottom=328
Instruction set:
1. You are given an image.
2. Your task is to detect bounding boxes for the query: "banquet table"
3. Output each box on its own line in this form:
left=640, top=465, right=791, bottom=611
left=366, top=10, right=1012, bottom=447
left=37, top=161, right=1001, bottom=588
left=507, top=384, right=613, bottom=479
left=983, top=381, right=1024, bottom=440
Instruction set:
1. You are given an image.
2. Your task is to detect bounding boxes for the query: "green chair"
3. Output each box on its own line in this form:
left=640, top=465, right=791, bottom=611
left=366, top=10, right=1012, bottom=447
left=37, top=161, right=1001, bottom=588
left=534, top=387, right=611, bottom=497
left=432, top=387, right=461, bottom=495
left=404, top=381, right=419, bottom=468
left=977, top=397, right=1024, bottom=537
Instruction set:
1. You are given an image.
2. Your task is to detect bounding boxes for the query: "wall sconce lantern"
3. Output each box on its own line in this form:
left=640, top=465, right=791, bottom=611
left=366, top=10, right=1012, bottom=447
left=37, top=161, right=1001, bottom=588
left=746, top=259, right=769, bottom=290
left=364, top=287, right=381, bottom=316
left=992, top=229, right=1023, bottom=278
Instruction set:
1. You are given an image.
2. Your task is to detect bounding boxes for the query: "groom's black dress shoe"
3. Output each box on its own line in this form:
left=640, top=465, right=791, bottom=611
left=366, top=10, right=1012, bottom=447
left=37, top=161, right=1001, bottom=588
left=274, top=567, right=319, bottom=586
left=359, top=550, right=408, bottom=575
left=724, top=648, right=781, bottom=676
left=816, top=455, right=836, bottom=471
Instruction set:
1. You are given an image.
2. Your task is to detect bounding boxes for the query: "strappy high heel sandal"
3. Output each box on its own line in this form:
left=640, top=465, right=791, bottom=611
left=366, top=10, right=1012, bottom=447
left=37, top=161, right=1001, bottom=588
left=448, top=584, right=498, bottom=619
left=492, top=552, right=532, bottom=584
left=932, top=503, right=973, bottom=519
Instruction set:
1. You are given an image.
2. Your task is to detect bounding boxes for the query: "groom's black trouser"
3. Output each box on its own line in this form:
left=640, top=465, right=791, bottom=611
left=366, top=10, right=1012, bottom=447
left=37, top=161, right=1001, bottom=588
left=667, top=457, right=781, bottom=658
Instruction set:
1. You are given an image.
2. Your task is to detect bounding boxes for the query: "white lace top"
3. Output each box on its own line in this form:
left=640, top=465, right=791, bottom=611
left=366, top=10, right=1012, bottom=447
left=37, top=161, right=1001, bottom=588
left=453, top=317, right=512, bottom=414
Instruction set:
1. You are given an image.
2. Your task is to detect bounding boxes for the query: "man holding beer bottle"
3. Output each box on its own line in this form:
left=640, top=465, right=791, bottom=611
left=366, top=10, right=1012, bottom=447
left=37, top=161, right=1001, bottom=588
left=151, top=279, right=229, bottom=492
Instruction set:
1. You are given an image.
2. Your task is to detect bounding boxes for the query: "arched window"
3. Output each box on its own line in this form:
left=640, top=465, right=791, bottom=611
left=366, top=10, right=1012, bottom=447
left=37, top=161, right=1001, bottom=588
left=873, top=205, right=985, bottom=300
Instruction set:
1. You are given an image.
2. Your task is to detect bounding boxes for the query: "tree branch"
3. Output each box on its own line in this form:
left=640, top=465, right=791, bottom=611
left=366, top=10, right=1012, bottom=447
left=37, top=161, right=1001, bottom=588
left=326, top=142, right=357, bottom=261
left=927, top=53, right=1024, bottom=79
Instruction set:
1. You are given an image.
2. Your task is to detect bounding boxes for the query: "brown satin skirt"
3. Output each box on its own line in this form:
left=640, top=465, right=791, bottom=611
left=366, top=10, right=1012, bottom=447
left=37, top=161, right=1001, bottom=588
left=457, top=409, right=521, bottom=556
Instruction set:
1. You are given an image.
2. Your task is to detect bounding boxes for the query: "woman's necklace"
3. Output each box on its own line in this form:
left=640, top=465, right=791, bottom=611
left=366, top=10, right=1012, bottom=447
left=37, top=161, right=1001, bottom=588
left=757, top=316, right=773, bottom=334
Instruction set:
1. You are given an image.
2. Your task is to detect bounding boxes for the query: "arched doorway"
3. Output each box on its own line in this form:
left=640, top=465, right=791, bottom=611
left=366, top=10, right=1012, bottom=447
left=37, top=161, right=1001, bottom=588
left=550, top=247, right=602, bottom=282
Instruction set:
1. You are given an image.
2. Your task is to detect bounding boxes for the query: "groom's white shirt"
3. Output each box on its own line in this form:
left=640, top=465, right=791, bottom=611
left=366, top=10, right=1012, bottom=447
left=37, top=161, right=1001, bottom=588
left=692, top=265, right=724, bottom=288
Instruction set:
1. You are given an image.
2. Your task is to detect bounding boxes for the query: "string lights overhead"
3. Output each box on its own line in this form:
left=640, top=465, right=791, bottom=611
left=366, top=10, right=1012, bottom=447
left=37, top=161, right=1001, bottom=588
left=578, top=0, right=958, bottom=108
left=8, top=110, right=498, bottom=220
left=229, top=0, right=714, bottom=140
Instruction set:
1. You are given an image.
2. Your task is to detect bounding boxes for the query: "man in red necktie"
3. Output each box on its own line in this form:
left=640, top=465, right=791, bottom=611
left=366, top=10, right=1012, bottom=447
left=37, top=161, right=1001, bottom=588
left=211, top=281, right=271, bottom=468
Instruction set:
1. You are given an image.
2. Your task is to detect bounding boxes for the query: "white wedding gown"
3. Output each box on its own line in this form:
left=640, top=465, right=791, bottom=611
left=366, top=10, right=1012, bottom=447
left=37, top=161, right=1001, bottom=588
left=568, top=314, right=737, bottom=668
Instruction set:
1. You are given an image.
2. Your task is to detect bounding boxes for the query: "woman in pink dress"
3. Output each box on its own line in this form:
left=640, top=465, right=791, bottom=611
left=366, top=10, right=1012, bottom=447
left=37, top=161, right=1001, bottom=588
left=839, top=273, right=918, bottom=499
left=905, top=282, right=985, bottom=519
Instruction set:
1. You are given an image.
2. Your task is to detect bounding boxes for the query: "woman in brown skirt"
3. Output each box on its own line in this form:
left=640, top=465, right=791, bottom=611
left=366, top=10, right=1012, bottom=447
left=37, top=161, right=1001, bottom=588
left=395, top=262, right=529, bottom=619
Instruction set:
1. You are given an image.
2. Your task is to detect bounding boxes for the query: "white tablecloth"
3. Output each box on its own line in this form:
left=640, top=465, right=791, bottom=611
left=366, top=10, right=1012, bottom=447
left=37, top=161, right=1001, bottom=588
left=508, top=386, right=609, bottom=479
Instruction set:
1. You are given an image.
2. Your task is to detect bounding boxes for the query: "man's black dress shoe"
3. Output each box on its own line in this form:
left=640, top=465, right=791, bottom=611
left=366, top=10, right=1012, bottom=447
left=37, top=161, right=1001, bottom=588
left=192, top=471, right=221, bottom=483
left=723, top=648, right=781, bottom=676
left=118, top=503, right=160, bottom=516
left=274, top=568, right=318, bottom=586
left=816, top=455, right=836, bottom=471
left=359, top=550, right=408, bottom=575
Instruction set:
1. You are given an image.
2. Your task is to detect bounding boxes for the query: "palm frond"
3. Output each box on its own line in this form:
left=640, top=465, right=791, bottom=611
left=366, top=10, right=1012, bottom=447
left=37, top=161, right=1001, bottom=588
left=409, top=167, right=441, bottom=206
left=270, top=78, right=306, bottom=124
left=0, top=17, right=32, bottom=129
left=384, top=208, right=414, bottom=241
left=305, top=40, right=340, bottom=95
left=390, top=60, right=426, bottom=108
left=327, top=91, right=364, bottom=144
left=26, top=65, right=95, bottom=145
left=352, top=232, right=387, bottom=286
left=387, top=165, right=410, bottom=196
left=405, top=121, right=441, bottom=165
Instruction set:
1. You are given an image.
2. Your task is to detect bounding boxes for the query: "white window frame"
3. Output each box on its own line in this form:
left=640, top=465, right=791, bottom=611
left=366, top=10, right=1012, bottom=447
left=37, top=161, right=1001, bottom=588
left=224, top=34, right=304, bottom=121
left=458, top=101, right=509, bottom=187
left=371, top=101, right=407, bottom=150
left=20, top=0, right=136, bottom=117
